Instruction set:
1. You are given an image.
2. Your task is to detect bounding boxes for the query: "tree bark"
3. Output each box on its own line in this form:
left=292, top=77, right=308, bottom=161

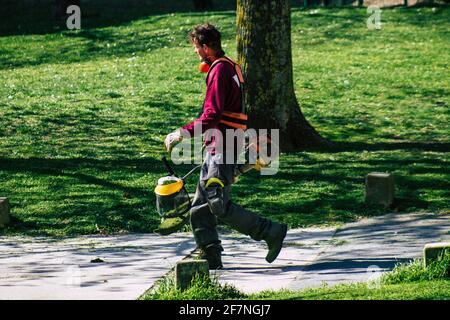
left=236, top=0, right=330, bottom=151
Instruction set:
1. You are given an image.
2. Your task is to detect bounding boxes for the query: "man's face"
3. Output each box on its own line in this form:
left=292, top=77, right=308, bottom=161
left=193, top=39, right=208, bottom=60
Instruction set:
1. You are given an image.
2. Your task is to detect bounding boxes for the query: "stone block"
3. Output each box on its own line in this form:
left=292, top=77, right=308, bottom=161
left=365, top=172, right=395, bottom=207
left=423, top=242, right=450, bottom=267
left=0, top=197, right=10, bottom=227
left=175, top=259, right=209, bottom=291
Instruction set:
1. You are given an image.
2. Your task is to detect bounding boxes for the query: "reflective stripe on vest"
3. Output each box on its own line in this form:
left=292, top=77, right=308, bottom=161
left=220, top=111, right=248, bottom=130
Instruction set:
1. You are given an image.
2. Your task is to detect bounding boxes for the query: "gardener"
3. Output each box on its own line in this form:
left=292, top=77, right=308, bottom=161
left=164, top=23, right=287, bottom=270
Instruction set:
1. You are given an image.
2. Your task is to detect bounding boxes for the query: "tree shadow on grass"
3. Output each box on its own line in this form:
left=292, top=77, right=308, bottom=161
left=328, top=141, right=450, bottom=153
left=292, top=3, right=450, bottom=24
left=0, top=0, right=238, bottom=37
left=0, top=156, right=196, bottom=236
left=0, top=26, right=174, bottom=70
left=234, top=141, right=449, bottom=228
left=0, top=138, right=447, bottom=235
left=0, top=1, right=238, bottom=69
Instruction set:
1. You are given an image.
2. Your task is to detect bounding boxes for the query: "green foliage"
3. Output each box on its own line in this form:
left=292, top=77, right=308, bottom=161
left=0, top=4, right=448, bottom=236
left=382, top=250, right=450, bottom=284
left=141, top=273, right=245, bottom=300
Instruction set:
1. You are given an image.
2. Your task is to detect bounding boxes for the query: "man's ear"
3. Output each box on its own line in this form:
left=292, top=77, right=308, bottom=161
left=203, top=44, right=212, bottom=55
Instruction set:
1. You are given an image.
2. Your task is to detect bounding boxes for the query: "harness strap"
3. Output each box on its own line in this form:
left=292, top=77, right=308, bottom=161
left=206, top=56, right=247, bottom=129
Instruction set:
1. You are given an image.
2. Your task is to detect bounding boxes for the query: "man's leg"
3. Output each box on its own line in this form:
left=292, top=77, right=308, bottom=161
left=202, top=153, right=288, bottom=264
left=221, top=201, right=288, bottom=263
left=190, top=182, right=221, bottom=249
left=189, top=157, right=224, bottom=269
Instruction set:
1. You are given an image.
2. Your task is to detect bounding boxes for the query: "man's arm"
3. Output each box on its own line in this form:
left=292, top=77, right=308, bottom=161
left=164, top=63, right=229, bottom=152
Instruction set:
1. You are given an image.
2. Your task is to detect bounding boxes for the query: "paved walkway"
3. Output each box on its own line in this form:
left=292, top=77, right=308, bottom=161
left=0, top=233, right=195, bottom=299
left=212, top=227, right=337, bottom=293
left=215, top=212, right=450, bottom=293
left=0, top=212, right=448, bottom=299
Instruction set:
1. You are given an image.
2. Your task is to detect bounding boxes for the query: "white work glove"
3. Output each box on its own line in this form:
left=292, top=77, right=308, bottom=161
left=164, top=129, right=183, bottom=153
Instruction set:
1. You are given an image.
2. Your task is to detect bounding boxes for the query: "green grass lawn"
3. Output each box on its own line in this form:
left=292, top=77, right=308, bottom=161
left=251, top=251, right=450, bottom=300
left=248, top=280, right=450, bottom=300
left=141, top=272, right=450, bottom=300
left=0, top=2, right=449, bottom=236
left=141, top=251, right=450, bottom=300
left=142, top=271, right=450, bottom=300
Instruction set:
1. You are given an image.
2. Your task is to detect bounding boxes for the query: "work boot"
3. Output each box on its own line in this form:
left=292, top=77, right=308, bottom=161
left=198, top=245, right=223, bottom=270
left=219, top=202, right=288, bottom=263
left=264, top=223, right=288, bottom=263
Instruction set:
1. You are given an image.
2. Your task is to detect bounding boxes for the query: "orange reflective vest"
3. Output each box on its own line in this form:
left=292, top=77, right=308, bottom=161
left=206, top=56, right=248, bottom=131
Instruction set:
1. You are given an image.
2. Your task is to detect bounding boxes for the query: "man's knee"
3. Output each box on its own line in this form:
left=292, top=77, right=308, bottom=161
left=204, top=178, right=229, bottom=218
left=190, top=202, right=210, bottom=222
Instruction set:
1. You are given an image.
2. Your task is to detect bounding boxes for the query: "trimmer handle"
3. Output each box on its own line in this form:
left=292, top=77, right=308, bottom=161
left=162, top=156, right=177, bottom=177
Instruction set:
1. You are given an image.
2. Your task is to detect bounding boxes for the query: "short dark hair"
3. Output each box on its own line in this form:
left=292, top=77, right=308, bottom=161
left=188, top=23, right=222, bottom=51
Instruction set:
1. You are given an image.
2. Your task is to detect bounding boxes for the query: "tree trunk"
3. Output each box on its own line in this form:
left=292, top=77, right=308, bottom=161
left=236, top=0, right=330, bottom=151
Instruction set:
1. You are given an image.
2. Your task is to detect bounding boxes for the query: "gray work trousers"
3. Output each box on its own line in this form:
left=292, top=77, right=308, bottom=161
left=190, top=152, right=273, bottom=250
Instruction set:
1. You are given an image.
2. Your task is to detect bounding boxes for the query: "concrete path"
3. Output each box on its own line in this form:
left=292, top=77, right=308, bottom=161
left=289, top=212, right=450, bottom=291
left=0, top=233, right=195, bottom=299
left=0, top=212, right=448, bottom=299
left=214, top=212, right=450, bottom=293
left=212, top=227, right=337, bottom=293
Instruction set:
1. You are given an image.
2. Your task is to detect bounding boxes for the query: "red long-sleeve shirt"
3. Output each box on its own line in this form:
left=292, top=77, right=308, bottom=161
left=181, top=60, right=242, bottom=154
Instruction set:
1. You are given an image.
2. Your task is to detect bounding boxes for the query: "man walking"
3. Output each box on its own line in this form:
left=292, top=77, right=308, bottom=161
left=164, top=23, right=287, bottom=269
